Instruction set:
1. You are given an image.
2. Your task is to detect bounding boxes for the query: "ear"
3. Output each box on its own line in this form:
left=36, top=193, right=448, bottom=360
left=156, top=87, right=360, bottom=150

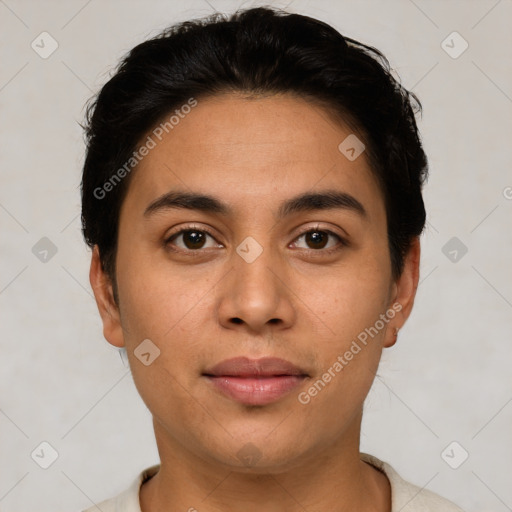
left=384, top=237, right=421, bottom=348
left=89, top=245, right=125, bottom=348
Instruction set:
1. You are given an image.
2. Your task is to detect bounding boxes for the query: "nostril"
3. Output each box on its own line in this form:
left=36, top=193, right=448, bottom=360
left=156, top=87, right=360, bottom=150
left=231, top=318, right=243, bottom=324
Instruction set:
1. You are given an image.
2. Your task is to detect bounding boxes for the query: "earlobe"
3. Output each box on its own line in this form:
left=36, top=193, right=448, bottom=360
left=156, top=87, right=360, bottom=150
left=384, top=237, right=421, bottom=348
left=383, top=326, right=400, bottom=349
left=89, top=246, right=125, bottom=348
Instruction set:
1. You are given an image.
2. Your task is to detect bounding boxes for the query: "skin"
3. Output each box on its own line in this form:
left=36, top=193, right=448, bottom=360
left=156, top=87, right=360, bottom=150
left=90, top=92, right=420, bottom=512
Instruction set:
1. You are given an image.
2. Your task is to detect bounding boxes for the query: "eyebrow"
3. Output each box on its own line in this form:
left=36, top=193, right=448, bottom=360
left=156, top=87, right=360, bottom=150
left=144, top=189, right=367, bottom=220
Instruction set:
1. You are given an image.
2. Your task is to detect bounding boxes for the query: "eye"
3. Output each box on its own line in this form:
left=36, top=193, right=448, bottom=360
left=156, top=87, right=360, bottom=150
left=164, top=225, right=347, bottom=254
left=165, top=226, right=221, bottom=251
left=291, top=227, right=346, bottom=252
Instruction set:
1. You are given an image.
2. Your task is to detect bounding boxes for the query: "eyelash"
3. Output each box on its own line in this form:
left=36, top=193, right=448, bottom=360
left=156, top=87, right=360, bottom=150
left=164, top=224, right=347, bottom=255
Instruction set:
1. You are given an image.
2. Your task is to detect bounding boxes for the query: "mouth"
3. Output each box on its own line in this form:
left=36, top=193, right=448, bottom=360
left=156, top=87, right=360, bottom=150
left=202, top=357, right=308, bottom=406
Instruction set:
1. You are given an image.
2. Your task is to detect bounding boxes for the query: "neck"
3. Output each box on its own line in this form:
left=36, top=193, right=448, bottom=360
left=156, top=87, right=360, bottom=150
left=140, top=413, right=390, bottom=512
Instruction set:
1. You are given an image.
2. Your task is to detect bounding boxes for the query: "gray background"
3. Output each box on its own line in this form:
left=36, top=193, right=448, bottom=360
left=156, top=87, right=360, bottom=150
left=1, top=0, right=511, bottom=510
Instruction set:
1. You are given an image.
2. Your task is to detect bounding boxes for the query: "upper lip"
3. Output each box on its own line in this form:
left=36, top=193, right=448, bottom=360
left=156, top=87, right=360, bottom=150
left=203, top=357, right=308, bottom=377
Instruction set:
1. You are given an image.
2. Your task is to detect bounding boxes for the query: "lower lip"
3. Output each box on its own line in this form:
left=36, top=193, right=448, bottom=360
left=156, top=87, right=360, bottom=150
left=205, top=375, right=306, bottom=406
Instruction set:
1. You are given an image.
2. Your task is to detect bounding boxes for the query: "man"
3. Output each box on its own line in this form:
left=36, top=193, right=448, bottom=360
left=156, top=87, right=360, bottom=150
left=81, top=7, right=464, bottom=511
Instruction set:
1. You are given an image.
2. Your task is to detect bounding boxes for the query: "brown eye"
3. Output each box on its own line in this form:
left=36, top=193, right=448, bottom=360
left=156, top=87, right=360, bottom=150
left=166, top=228, right=220, bottom=251
left=304, top=231, right=329, bottom=249
left=292, top=229, right=345, bottom=252
left=181, top=230, right=206, bottom=249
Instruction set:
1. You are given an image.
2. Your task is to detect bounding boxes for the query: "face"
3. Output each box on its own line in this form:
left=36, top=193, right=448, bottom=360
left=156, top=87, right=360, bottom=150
left=91, top=92, right=418, bottom=472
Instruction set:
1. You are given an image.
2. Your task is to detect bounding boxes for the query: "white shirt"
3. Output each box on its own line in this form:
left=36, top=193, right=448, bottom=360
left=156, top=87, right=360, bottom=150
left=82, top=453, right=464, bottom=511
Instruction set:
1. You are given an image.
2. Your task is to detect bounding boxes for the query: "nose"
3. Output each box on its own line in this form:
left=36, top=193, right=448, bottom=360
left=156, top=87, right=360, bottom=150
left=216, top=241, right=296, bottom=334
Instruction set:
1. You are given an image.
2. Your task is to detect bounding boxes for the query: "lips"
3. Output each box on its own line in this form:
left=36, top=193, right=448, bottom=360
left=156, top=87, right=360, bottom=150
left=203, top=357, right=308, bottom=406
left=204, top=356, right=306, bottom=377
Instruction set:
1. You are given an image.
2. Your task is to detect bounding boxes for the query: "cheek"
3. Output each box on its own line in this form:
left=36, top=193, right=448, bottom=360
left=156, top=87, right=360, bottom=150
left=116, top=242, right=212, bottom=342
left=299, top=246, right=392, bottom=399
left=116, top=257, right=207, bottom=428
left=128, top=355, right=214, bottom=455
left=297, top=285, right=388, bottom=428
left=310, top=250, right=392, bottom=344
left=115, top=246, right=215, bottom=403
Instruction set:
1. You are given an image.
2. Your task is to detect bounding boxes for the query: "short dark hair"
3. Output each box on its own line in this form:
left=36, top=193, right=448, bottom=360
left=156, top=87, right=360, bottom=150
left=81, top=6, right=428, bottom=290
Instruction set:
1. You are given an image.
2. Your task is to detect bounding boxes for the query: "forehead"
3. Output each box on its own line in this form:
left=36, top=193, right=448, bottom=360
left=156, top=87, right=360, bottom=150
left=122, top=93, right=384, bottom=222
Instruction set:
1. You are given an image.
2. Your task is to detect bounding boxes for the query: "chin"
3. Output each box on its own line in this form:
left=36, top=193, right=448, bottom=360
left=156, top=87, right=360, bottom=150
left=194, top=419, right=319, bottom=474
